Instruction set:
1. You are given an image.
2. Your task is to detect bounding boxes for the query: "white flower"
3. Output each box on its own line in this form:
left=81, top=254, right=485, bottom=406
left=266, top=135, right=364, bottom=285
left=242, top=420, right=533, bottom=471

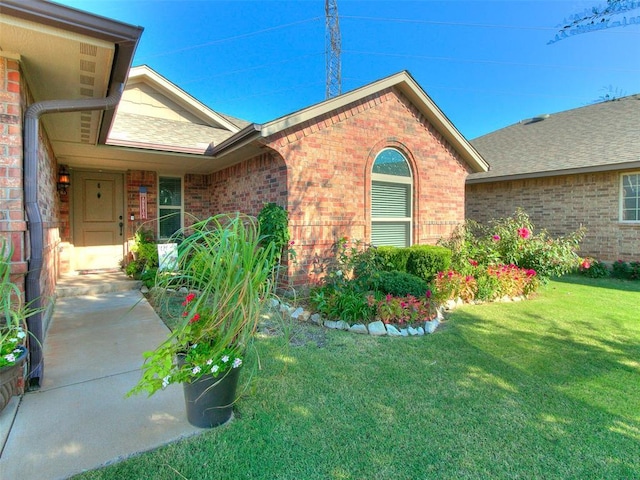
left=336, top=270, right=343, bottom=277
left=16, top=331, right=26, bottom=339
left=211, top=365, right=219, bottom=373
left=191, top=366, right=201, bottom=375
left=221, top=355, right=229, bottom=363
left=162, top=375, right=171, bottom=389
left=4, top=353, right=16, bottom=363
left=232, top=358, right=242, bottom=368
left=206, top=359, right=213, bottom=365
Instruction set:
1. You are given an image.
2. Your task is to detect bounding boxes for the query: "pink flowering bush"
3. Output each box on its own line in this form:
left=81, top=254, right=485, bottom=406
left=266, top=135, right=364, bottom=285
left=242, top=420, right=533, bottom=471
left=433, top=271, right=477, bottom=303
left=440, top=208, right=585, bottom=283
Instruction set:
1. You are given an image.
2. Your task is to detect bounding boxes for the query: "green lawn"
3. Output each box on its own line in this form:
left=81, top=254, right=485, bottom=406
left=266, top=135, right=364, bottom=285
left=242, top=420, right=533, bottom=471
left=75, top=276, right=640, bottom=479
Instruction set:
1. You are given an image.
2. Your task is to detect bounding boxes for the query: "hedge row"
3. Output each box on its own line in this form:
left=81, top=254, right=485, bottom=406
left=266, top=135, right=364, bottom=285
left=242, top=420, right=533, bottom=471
left=373, top=245, right=451, bottom=283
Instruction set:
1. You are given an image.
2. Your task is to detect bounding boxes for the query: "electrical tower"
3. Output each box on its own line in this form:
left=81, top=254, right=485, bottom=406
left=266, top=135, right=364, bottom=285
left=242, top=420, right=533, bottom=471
left=325, top=0, right=341, bottom=99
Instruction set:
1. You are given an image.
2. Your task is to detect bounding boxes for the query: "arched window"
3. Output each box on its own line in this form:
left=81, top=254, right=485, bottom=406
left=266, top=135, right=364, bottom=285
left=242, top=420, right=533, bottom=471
left=371, top=149, right=412, bottom=247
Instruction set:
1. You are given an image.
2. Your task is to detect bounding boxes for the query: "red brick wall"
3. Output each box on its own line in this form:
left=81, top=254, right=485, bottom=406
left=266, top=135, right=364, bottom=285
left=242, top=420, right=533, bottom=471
left=126, top=170, right=158, bottom=238
left=466, top=171, right=640, bottom=262
left=265, top=87, right=473, bottom=286
left=0, top=55, right=28, bottom=289
left=208, top=152, right=288, bottom=218
left=0, top=54, right=60, bottom=302
left=184, top=173, right=211, bottom=224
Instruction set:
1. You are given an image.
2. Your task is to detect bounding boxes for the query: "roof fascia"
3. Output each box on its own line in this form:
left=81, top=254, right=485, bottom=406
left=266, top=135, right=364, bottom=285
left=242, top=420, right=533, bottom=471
left=206, top=123, right=262, bottom=156
left=127, top=65, right=241, bottom=132
left=258, top=71, right=488, bottom=173
left=466, top=160, right=640, bottom=184
left=1, top=0, right=143, bottom=143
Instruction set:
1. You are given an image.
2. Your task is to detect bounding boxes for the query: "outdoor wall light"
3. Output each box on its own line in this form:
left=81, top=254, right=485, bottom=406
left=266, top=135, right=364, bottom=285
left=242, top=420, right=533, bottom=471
left=57, top=165, right=71, bottom=194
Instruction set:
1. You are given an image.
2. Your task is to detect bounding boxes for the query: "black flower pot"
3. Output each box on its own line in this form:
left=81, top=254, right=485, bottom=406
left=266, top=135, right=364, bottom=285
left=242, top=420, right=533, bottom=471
left=0, top=345, right=27, bottom=413
left=181, top=366, right=241, bottom=428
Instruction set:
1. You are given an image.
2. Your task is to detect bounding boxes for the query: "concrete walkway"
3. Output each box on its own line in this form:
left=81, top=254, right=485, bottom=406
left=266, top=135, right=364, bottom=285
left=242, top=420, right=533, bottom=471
left=0, top=276, right=201, bottom=479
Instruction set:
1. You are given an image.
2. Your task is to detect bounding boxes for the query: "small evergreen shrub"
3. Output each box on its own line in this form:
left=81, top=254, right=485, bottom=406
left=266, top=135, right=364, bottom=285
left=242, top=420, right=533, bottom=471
left=406, top=245, right=452, bottom=283
left=372, top=270, right=429, bottom=297
left=611, top=260, right=640, bottom=280
left=373, top=246, right=411, bottom=273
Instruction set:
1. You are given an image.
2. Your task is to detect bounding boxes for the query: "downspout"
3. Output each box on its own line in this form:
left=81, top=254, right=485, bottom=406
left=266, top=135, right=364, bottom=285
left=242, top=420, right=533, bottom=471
left=24, top=83, right=124, bottom=387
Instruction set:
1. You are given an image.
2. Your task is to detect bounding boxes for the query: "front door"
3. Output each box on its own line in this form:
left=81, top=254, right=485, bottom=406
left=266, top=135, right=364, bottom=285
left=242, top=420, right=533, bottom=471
left=72, top=170, right=125, bottom=271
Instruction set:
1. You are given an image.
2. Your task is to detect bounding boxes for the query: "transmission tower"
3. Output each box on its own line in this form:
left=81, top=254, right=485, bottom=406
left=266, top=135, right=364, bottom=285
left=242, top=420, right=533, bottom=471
left=325, top=0, right=342, bottom=99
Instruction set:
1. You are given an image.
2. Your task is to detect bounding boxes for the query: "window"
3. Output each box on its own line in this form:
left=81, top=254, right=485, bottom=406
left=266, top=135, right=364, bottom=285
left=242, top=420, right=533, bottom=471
left=621, top=173, right=640, bottom=222
left=158, top=176, right=182, bottom=238
left=371, top=149, right=412, bottom=247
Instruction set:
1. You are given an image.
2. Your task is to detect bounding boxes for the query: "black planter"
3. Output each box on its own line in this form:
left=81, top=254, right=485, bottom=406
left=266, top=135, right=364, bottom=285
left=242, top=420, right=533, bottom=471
left=181, top=365, right=241, bottom=428
left=0, top=345, right=27, bottom=413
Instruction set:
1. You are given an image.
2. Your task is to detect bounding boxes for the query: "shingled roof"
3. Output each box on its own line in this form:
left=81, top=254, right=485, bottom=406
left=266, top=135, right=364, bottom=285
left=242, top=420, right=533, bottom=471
left=467, top=94, right=640, bottom=184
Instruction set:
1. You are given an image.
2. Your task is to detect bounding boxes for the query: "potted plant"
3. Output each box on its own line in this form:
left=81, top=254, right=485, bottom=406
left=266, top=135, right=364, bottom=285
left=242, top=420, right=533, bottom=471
left=128, top=213, right=277, bottom=427
left=0, top=240, right=35, bottom=413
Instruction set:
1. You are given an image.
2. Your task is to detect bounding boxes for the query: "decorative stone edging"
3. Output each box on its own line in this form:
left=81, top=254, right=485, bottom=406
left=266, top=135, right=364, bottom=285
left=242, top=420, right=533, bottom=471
left=270, top=299, right=447, bottom=337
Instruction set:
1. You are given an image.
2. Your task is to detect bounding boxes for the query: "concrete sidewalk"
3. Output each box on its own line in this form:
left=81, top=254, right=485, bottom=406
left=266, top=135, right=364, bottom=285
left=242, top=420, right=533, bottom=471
left=0, top=285, right=201, bottom=479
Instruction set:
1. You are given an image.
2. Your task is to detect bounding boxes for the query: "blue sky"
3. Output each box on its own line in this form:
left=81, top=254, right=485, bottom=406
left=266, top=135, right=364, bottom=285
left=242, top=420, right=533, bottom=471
left=58, top=1, right=639, bottom=139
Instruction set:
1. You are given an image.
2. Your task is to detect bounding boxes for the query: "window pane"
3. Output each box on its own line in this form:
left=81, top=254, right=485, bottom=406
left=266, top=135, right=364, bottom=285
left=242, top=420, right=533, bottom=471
left=372, top=149, right=411, bottom=177
left=159, top=177, right=181, bottom=206
left=372, top=222, right=409, bottom=247
left=622, top=174, right=640, bottom=222
left=159, top=209, right=181, bottom=238
left=372, top=182, right=409, bottom=217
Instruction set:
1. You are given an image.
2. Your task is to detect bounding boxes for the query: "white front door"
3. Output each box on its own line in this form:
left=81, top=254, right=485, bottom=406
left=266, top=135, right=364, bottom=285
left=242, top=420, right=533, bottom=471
left=72, top=170, right=125, bottom=271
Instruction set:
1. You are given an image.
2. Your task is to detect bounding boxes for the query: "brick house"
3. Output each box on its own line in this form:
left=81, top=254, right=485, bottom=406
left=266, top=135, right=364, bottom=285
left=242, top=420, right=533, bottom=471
left=1, top=0, right=487, bottom=385
left=466, top=95, right=640, bottom=263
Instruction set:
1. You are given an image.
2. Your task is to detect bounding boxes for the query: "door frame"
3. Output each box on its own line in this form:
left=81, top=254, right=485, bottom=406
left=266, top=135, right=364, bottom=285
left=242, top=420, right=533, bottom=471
left=69, top=168, right=127, bottom=272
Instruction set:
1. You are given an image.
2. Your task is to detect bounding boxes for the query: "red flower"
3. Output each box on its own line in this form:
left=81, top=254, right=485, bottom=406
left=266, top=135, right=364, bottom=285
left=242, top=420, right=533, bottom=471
left=189, top=313, right=200, bottom=324
left=517, top=227, right=531, bottom=239
left=426, top=290, right=432, bottom=299
left=581, top=259, right=591, bottom=270
left=469, top=259, right=479, bottom=267
left=182, top=293, right=196, bottom=306
left=492, top=235, right=501, bottom=241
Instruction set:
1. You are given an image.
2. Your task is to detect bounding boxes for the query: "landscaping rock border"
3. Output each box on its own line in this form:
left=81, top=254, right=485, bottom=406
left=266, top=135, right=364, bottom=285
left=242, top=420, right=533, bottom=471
left=271, top=299, right=449, bottom=337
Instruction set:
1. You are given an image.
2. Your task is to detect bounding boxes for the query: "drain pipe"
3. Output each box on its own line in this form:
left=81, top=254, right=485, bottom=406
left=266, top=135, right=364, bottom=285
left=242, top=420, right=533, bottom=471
left=24, top=83, right=124, bottom=387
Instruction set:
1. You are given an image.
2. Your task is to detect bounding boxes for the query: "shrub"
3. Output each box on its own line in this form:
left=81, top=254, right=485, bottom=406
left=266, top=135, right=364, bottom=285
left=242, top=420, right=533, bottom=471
left=611, top=260, right=640, bottom=280
left=406, top=245, right=452, bottom=283
left=578, top=258, right=609, bottom=278
left=126, top=229, right=159, bottom=279
left=374, top=292, right=437, bottom=327
left=257, top=203, right=290, bottom=260
left=309, top=284, right=375, bottom=323
left=373, top=246, right=411, bottom=272
left=440, top=209, right=585, bottom=282
left=371, top=270, right=429, bottom=297
left=433, top=271, right=477, bottom=303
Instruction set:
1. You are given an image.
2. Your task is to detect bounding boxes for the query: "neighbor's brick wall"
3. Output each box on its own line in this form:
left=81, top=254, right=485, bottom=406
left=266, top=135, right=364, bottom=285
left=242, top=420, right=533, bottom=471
left=466, top=171, right=640, bottom=262
left=265, top=87, right=473, bottom=287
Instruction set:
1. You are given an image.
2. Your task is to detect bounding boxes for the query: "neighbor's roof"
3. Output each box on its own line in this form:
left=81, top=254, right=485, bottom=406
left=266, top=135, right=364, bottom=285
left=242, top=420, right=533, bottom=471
left=468, top=94, right=640, bottom=184
left=207, top=71, right=489, bottom=174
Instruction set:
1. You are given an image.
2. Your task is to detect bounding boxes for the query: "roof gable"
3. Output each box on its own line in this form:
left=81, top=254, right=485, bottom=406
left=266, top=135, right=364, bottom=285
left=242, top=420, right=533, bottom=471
left=469, top=94, right=640, bottom=183
left=209, top=71, right=488, bottom=173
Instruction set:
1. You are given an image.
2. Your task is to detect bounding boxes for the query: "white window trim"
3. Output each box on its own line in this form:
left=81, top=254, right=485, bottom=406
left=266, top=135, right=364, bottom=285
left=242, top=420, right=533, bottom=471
left=371, top=149, right=413, bottom=247
left=620, top=172, right=640, bottom=223
left=158, top=175, right=184, bottom=239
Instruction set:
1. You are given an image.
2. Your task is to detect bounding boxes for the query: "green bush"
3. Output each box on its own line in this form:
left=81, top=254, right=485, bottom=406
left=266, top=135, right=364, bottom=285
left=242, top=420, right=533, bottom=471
left=372, top=270, right=429, bottom=297
left=309, top=284, right=375, bottom=323
left=257, top=203, right=290, bottom=263
left=373, top=246, right=411, bottom=272
left=406, top=245, right=452, bottom=283
left=579, top=259, right=610, bottom=278
left=611, top=260, right=640, bottom=280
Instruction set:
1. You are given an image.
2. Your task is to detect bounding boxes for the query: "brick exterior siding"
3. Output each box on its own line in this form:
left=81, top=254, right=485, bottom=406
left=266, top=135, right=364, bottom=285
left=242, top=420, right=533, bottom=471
left=466, top=171, right=640, bottom=262
left=0, top=54, right=60, bottom=304
left=264, top=87, right=473, bottom=287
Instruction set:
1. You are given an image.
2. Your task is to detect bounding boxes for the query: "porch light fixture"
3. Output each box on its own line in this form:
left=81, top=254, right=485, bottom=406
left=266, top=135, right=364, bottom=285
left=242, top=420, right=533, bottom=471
left=57, top=165, right=71, bottom=194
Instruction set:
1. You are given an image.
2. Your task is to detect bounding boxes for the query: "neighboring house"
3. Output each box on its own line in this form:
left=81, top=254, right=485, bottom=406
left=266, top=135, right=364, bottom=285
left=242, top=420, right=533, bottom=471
left=466, top=95, right=640, bottom=263
left=0, top=0, right=487, bottom=385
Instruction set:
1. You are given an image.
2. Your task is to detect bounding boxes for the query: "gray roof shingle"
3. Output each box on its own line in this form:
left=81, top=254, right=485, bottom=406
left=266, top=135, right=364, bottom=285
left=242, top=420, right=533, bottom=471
left=468, top=94, right=640, bottom=182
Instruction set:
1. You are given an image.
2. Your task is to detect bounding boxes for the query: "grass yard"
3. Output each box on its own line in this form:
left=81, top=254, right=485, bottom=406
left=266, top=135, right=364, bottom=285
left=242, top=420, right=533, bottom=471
left=74, top=276, right=640, bottom=479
